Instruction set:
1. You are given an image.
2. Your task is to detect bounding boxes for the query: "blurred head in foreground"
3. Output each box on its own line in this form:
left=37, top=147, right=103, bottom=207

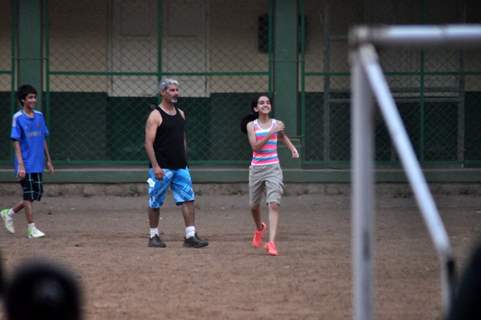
left=4, top=259, right=82, bottom=320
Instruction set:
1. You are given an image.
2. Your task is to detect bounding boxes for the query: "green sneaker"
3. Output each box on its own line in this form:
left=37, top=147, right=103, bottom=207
left=27, top=225, right=45, bottom=239
left=0, top=208, right=15, bottom=234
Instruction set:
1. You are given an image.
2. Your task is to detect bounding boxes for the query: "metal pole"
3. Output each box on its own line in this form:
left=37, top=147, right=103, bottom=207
left=322, top=3, right=331, bottom=162
left=351, top=48, right=375, bottom=320
left=353, top=25, right=481, bottom=48
left=358, top=44, right=454, bottom=315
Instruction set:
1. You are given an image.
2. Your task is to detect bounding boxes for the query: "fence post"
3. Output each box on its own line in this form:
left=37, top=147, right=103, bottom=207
left=273, top=0, right=301, bottom=167
left=17, top=0, right=43, bottom=108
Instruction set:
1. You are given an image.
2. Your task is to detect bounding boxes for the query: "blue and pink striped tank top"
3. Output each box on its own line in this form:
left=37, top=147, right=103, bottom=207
left=251, top=119, right=279, bottom=166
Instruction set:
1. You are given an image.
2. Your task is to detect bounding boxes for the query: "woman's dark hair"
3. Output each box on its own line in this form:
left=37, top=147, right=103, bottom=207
left=240, top=95, right=273, bottom=134
left=16, top=84, right=37, bottom=106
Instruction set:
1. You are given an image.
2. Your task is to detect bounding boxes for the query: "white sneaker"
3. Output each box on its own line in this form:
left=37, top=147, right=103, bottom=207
left=27, top=225, right=45, bottom=239
left=0, top=208, right=15, bottom=234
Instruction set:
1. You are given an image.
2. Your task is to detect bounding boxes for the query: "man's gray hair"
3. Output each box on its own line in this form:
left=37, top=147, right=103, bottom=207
left=159, top=78, right=179, bottom=92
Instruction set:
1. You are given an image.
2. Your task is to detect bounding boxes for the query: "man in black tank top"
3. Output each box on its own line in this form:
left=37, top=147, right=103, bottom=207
left=144, top=79, right=208, bottom=248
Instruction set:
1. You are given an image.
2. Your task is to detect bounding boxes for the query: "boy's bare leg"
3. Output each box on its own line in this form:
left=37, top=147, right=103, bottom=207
left=23, top=200, right=33, bottom=223
left=12, top=201, right=25, bottom=213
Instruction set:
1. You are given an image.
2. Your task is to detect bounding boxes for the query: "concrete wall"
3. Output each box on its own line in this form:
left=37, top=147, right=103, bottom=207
left=2, top=182, right=481, bottom=199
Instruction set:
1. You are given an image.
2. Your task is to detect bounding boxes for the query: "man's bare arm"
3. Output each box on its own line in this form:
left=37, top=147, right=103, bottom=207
left=144, top=110, right=164, bottom=179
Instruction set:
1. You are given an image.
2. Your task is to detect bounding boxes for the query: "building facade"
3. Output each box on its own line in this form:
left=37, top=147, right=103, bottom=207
left=0, top=0, right=480, bottom=182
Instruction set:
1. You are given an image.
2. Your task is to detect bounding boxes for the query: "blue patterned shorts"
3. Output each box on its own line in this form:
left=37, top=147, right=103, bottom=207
left=147, top=167, right=195, bottom=208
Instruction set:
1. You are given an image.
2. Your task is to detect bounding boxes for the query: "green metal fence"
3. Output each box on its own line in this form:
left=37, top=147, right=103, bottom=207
left=45, top=0, right=272, bottom=165
left=0, top=0, right=15, bottom=164
left=300, top=0, right=481, bottom=168
left=2, top=0, right=481, bottom=169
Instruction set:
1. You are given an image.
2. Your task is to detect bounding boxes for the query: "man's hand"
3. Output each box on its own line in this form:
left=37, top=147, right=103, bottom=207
left=153, top=165, right=164, bottom=180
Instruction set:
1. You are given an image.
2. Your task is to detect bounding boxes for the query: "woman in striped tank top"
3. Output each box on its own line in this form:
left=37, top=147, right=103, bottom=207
left=241, top=95, right=299, bottom=256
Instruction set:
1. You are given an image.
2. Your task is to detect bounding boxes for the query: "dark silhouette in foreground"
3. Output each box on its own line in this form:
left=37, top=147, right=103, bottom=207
left=3, top=259, right=82, bottom=320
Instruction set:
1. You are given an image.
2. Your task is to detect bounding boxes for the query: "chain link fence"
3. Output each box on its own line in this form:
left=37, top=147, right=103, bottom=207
left=46, top=0, right=271, bottom=164
left=2, top=0, right=481, bottom=168
left=301, top=0, right=481, bottom=167
left=0, top=0, right=13, bottom=164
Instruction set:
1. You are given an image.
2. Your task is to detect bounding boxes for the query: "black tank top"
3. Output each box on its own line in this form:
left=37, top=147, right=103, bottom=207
left=151, top=106, right=187, bottom=169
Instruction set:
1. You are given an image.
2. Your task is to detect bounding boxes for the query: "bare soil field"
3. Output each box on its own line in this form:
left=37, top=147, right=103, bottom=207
left=1, top=191, right=481, bottom=319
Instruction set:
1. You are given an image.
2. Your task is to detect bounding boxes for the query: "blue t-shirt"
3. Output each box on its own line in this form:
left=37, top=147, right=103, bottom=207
left=10, top=110, right=49, bottom=174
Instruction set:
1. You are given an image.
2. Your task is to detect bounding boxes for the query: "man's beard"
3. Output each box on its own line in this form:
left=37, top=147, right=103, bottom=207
left=171, top=97, right=178, bottom=104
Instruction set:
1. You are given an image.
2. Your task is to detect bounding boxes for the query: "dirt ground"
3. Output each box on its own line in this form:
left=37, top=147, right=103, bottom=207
left=1, top=191, right=481, bottom=320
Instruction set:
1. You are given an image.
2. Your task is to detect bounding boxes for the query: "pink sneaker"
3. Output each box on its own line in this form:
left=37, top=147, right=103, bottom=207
left=251, top=222, right=266, bottom=248
left=265, top=241, right=278, bottom=256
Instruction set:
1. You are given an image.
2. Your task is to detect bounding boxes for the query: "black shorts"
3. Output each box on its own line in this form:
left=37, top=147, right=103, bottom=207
left=19, top=173, right=43, bottom=201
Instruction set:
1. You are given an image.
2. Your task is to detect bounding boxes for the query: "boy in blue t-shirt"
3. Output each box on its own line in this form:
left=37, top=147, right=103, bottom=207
left=1, top=84, right=54, bottom=238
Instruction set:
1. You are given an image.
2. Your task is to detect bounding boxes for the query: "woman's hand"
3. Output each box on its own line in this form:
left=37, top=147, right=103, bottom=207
left=291, top=148, right=299, bottom=159
left=271, top=121, right=285, bottom=134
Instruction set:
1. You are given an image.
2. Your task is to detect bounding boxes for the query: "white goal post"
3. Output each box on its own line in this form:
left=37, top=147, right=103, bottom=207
left=350, top=24, right=481, bottom=320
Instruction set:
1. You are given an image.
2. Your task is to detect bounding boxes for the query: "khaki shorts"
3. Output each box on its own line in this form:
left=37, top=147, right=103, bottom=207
left=249, top=164, right=284, bottom=207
